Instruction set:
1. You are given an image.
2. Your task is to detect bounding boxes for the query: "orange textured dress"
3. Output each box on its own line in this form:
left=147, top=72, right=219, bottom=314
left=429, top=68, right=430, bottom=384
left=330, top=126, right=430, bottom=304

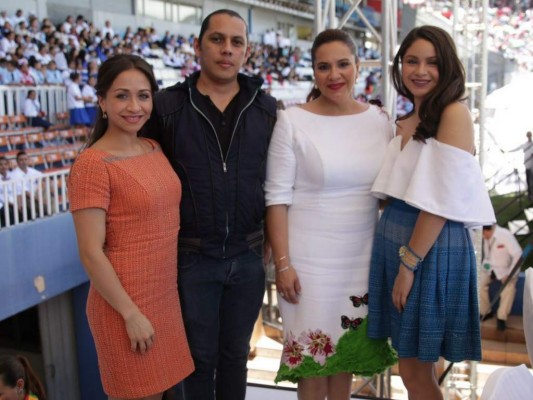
left=68, top=139, right=194, bottom=398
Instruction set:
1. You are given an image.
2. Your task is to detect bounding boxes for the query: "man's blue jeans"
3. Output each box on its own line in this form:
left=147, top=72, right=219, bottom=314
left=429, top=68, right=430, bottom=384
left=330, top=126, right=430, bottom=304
left=170, top=248, right=265, bottom=400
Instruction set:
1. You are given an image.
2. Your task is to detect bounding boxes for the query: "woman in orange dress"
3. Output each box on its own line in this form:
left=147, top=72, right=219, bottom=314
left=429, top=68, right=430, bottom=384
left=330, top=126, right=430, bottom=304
left=68, top=54, right=193, bottom=399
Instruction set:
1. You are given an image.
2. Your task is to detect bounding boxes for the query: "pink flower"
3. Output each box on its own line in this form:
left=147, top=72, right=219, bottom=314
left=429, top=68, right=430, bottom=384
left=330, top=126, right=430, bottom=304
left=281, top=332, right=304, bottom=369
left=299, top=329, right=335, bottom=366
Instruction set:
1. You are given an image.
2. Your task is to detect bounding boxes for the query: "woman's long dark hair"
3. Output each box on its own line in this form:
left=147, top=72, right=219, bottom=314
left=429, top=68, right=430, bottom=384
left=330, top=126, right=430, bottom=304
left=306, top=29, right=359, bottom=102
left=392, top=25, right=465, bottom=142
left=0, top=355, right=47, bottom=400
left=86, top=54, right=158, bottom=147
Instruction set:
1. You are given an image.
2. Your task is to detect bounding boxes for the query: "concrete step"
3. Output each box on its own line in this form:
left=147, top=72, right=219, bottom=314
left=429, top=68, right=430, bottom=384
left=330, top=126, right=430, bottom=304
left=482, top=339, right=532, bottom=367
left=481, top=314, right=526, bottom=344
left=247, top=355, right=281, bottom=384
left=247, top=335, right=286, bottom=387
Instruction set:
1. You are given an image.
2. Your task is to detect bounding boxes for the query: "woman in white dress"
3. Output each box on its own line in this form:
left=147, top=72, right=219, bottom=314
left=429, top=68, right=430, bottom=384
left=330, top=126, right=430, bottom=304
left=265, top=29, right=397, bottom=400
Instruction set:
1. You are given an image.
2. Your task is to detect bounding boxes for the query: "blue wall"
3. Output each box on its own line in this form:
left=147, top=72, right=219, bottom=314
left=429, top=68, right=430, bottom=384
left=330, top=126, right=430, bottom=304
left=0, top=213, right=89, bottom=321
left=0, top=214, right=107, bottom=398
left=73, top=282, right=106, bottom=400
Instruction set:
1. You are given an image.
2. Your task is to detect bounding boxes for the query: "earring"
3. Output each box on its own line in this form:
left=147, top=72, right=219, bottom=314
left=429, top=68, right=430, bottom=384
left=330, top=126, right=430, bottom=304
left=102, top=112, right=107, bottom=119
left=313, top=83, right=318, bottom=90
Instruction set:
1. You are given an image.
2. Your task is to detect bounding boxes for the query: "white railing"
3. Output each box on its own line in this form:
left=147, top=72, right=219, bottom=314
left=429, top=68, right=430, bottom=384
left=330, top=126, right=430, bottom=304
left=0, top=85, right=68, bottom=123
left=1, top=169, right=70, bottom=227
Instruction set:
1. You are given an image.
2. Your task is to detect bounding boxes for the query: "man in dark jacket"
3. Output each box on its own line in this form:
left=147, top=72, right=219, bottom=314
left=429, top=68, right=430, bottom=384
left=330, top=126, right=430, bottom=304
left=144, top=9, right=277, bottom=400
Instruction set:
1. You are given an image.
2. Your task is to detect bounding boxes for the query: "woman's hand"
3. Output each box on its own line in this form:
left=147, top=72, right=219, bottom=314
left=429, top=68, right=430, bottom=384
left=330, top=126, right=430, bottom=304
left=276, top=266, right=301, bottom=304
left=124, top=310, right=155, bottom=353
left=392, top=266, right=414, bottom=313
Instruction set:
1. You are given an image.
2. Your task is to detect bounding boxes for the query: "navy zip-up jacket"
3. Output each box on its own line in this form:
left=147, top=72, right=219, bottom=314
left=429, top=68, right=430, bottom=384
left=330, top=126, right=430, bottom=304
left=144, top=72, right=277, bottom=259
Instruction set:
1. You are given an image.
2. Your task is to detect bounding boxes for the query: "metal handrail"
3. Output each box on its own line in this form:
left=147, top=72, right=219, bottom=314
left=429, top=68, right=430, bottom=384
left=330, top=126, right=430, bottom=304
left=0, top=169, right=70, bottom=226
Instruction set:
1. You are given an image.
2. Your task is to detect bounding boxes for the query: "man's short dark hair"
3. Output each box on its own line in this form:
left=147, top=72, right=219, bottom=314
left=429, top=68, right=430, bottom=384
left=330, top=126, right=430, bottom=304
left=482, top=225, right=494, bottom=231
left=198, top=9, right=248, bottom=45
left=16, top=151, right=27, bottom=160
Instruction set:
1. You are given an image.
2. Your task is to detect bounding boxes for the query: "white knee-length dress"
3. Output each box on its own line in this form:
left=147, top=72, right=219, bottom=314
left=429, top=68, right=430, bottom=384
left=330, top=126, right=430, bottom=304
left=265, top=105, right=397, bottom=383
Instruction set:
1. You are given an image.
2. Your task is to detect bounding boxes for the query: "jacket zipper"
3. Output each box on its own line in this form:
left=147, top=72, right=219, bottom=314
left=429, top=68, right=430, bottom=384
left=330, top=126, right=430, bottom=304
left=189, top=87, right=259, bottom=256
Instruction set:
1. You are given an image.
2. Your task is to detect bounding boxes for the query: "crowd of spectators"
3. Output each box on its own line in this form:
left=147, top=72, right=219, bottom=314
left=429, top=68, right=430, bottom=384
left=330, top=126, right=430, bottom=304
left=487, top=4, right=533, bottom=72
left=0, top=8, right=321, bottom=91
left=0, top=9, right=196, bottom=88
left=417, top=0, right=533, bottom=72
left=0, top=7, right=383, bottom=96
left=0, top=3, right=531, bottom=102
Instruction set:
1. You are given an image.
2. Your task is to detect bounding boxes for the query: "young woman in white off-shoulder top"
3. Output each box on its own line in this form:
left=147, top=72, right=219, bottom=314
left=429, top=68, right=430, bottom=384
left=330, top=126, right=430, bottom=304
left=367, top=25, right=496, bottom=400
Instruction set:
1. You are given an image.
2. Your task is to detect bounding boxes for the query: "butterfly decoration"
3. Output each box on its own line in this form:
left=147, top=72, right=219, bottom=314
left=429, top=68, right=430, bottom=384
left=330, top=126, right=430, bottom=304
left=341, top=315, right=363, bottom=330
left=349, top=293, right=369, bottom=307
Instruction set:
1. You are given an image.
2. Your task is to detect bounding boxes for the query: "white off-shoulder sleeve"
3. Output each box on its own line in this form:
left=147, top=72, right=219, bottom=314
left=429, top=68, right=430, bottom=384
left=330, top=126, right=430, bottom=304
left=371, top=137, right=496, bottom=228
left=265, top=109, right=297, bottom=206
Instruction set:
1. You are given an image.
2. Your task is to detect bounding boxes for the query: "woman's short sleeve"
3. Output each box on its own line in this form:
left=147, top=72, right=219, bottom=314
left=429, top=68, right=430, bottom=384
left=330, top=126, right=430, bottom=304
left=68, top=151, right=110, bottom=212
left=265, top=109, right=296, bottom=206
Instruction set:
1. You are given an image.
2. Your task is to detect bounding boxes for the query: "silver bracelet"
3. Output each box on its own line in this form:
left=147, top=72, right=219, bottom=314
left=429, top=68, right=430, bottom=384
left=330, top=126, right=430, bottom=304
left=276, top=265, right=291, bottom=273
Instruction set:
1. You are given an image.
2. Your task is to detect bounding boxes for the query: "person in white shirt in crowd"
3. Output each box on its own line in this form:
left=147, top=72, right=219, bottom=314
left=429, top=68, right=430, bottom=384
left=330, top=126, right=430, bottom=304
left=67, top=35, right=80, bottom=51
left=2, top=61, right=22, bottom=85
left=480, top=224, right=523, bottom=331
left=180, top=40, right=194, bottom=57
left=62, top=60, right=77, bottom=86
left=23, top=89, right=52, bottom=131
left=39, top=24, right=53, bottom=44
left=81, top=75, right=97, bottom=124
left=22, top=40, right=39, bottom=60
left=0, top=11, right=10, bottom=28
left=101, top=20, right=114, bottom=39
left=140, top=36, right=155, bottom=58
left=74, top=15, right=89, bottom=36
left=14, top=20, right=29, bottom=37
left=0, top=30, right=17, bottom=55
left=67, top=72, right=90, bottom=127
left=28, top=17, right=43, bottom=43
left=148, top=27, right=160, bottom=44
left=123, top=26, right=134, bottom=41
left=10, top=151, right=44, bottom=218
left=29, top=59, right=46, bottom=85
left=61, top=15, right=74, bottom=36
left=38, top=62, right=50, bottom=85
left=56, top=24, right=70, bottom=46
left=92, top=31, right=103, bottom=46
left=162, top=48, right=181, bottom=69
left=52, top=44, right=68, bottom=71
left=0, top=156, right=15, bottom=227
left=263, top=28, right=276, bottom=47
left=35, top=45, right=52, bottom=65
left=11, top=9, right=26, bottom=27
left=45, top=60, right=63, bottom=84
